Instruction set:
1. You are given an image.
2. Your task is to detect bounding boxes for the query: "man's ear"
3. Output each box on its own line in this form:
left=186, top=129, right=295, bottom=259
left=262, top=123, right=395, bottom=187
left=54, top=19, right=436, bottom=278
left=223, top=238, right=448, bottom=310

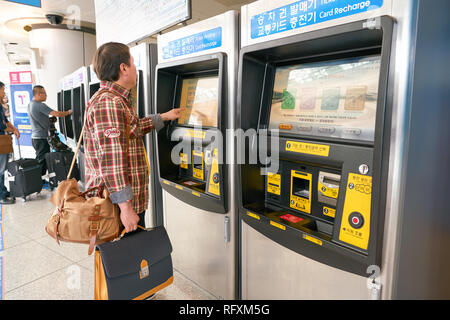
left=119, top=63, right=127, bottom=74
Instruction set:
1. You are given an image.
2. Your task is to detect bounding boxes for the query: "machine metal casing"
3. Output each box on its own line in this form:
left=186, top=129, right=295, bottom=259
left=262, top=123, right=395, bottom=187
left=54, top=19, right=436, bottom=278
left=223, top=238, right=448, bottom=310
left=155, top=11, right=239, bottom=299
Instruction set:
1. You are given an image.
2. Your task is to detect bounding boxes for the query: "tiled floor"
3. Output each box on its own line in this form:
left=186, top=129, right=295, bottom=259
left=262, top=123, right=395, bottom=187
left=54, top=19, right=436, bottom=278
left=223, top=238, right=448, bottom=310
left=0, top=189, right=216, bottom=300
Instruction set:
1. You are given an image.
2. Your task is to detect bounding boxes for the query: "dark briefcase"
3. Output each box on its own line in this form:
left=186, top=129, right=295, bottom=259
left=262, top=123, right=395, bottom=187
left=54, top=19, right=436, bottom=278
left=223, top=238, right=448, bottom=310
left=95, top=226, right=173, bottom=300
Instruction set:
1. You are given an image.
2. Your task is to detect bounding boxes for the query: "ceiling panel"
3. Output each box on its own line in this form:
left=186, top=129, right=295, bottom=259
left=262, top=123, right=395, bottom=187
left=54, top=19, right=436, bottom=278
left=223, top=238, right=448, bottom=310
left=0, top=0, right=255, bottom=67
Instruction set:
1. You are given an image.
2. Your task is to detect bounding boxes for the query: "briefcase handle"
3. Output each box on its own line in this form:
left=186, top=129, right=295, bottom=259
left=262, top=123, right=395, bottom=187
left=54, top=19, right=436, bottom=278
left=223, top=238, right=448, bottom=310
left=120, top=225, right=146, bottom=237
left=112, top=225, right=147, bottom=242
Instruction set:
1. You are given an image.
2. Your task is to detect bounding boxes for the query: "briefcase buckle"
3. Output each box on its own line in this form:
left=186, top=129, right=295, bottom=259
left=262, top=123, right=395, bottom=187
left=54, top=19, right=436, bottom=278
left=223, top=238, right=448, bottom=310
left=139, top=259, right=149, bottom=279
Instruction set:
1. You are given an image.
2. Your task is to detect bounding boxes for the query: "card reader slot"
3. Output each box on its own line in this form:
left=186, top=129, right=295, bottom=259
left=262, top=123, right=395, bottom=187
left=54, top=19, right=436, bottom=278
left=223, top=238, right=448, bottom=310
left=323, top=177, right=340, bottom=186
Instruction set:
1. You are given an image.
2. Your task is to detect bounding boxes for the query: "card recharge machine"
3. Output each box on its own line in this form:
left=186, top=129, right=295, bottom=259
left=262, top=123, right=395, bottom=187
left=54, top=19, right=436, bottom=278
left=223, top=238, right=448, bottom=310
left=238, top=0, right=397, bottom=299
left=155, top=11, right=239, bottom=299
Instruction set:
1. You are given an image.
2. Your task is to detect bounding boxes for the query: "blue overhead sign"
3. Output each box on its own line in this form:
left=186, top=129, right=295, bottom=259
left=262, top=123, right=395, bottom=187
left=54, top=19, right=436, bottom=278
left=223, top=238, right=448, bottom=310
left=7, top=0, right=41, bottom=7
left=162, top=27, right=222, bottom=60
left=251, top=0, right=383, bottom=39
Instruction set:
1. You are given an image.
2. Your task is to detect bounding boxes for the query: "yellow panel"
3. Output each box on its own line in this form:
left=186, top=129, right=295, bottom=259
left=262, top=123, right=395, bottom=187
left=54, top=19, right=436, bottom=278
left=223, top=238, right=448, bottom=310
left=180, top=153, right=188, bottom=169
left=207, top=148, right=220, bottom=196
left=192, top=191, right=201, bottom=197
left=290, top=170, right=312, bottom=214
left=175, top=185, right=183, bottom=190
left=192, top=151, right=204, bottom=180
left=186, top=129, right=206, bottom=139
left=318, top=181, right=339, bottom=199
left=323, top=206, right=336, bottom=218
left=302, top=234, right=323, bottom=246
left=339, top=173, right=372, bottom=250
left=267, top=173, right=281, bottom=195
left=270, top=221, right=286, bottom=231
left=286, top=141, right=330, bottom=157
left=247, top=211, right=260, bottom=220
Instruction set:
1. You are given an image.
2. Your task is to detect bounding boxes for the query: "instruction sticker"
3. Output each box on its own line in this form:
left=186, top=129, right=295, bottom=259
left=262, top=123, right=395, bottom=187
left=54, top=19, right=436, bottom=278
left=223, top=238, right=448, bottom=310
left=286, top=141, right=330, bottom=157
left=267, top=173, right=281, bottom=195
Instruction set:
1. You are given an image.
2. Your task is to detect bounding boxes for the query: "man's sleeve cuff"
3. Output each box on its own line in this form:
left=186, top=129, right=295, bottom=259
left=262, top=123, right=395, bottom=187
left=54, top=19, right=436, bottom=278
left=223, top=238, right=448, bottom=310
left=109, top=185, right=133, bottom=203
left=149, top=114, right=165, bottom=132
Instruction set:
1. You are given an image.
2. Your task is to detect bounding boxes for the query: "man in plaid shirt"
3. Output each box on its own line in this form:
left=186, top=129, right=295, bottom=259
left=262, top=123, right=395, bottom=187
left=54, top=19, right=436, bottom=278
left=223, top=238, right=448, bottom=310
left=86, top=42, right=180, bottom=233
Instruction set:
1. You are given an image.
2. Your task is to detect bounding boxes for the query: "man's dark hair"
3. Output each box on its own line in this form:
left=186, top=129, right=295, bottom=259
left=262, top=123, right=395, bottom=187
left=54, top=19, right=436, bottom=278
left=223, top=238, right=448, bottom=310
left=33, top=85, right=45, bottom=96
left=0, top=81, right=4, bottom=89
left=92, top=42, right=131, bottom=82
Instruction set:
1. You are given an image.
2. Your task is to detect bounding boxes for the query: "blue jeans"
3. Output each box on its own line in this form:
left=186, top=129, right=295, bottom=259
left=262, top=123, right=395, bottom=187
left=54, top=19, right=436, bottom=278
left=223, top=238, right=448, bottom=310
left=0, top=153, right=9, bottom=199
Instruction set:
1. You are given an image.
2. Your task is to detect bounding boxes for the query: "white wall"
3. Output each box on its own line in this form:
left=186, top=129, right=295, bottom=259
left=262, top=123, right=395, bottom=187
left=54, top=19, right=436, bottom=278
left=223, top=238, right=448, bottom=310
left=28, top=28, right=96, bottom=109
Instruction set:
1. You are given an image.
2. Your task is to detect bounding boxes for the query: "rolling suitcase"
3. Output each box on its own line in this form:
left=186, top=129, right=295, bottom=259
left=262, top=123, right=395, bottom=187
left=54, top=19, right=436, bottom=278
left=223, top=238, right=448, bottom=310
left=7, top=138, right=43, bottom=202
left=45, top=151, right=80, bottom=188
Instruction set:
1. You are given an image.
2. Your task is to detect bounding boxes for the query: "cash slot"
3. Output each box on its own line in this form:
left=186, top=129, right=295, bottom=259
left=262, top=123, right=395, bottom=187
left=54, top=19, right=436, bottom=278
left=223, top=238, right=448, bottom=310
left=318, top=171, right=341, bottom=207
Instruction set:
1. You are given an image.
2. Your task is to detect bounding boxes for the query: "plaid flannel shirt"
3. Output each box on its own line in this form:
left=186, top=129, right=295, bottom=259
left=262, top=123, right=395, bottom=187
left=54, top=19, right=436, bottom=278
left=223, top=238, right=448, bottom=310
left=84, top=81, right=164, bottom=214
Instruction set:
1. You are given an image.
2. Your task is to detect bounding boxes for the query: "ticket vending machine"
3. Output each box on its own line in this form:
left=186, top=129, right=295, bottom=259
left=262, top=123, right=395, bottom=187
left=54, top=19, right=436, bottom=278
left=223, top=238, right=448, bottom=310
left=155, top=11, right=239, bottom=299
left=71, top=66, right=90, bottom=185
left=238, top=0, right=450, bottom=299
left=88, top=66, right=100, bottom=99
left=56, top=79, right=63, bottom=133
left=61, top=74, right=75, bottom=148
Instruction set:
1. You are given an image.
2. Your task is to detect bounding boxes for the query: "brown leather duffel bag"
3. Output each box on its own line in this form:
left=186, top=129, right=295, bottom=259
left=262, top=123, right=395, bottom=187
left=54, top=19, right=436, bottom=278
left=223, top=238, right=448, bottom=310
left=45, top=88, right=122, bottom=255
left=46, top=179, right=122, bottom=255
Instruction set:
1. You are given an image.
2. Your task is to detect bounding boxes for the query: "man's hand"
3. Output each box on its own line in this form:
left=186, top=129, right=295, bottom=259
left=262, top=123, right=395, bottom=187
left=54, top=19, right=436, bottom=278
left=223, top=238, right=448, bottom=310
left=49, top=109, right=73, bottom=118
left=118, top=201, right=140, bottom=233
left=161, top=108, right=181, bottom=121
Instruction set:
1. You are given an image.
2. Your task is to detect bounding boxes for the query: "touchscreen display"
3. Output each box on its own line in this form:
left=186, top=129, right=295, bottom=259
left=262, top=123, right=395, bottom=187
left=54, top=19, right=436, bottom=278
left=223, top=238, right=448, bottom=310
left=178, top=76, right=219, bottom=127
left=268, top=55, right=381, bottom=141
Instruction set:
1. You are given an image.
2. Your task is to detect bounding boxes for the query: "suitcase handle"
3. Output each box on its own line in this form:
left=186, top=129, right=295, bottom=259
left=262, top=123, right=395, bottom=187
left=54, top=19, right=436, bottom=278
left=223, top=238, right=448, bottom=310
left=10, top=134, right=22, bottom=160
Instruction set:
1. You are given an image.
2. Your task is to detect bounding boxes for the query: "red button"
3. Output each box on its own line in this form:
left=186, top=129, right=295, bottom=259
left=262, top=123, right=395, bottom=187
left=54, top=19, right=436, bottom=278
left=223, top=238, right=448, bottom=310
left=352, top=217, right=360, bottom=225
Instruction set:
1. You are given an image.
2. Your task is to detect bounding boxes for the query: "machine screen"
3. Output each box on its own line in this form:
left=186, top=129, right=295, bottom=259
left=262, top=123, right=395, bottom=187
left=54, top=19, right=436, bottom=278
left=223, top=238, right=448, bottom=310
left=268, top=55, right=381, bottom=141
left=178, top=76, right=219, bottom=127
